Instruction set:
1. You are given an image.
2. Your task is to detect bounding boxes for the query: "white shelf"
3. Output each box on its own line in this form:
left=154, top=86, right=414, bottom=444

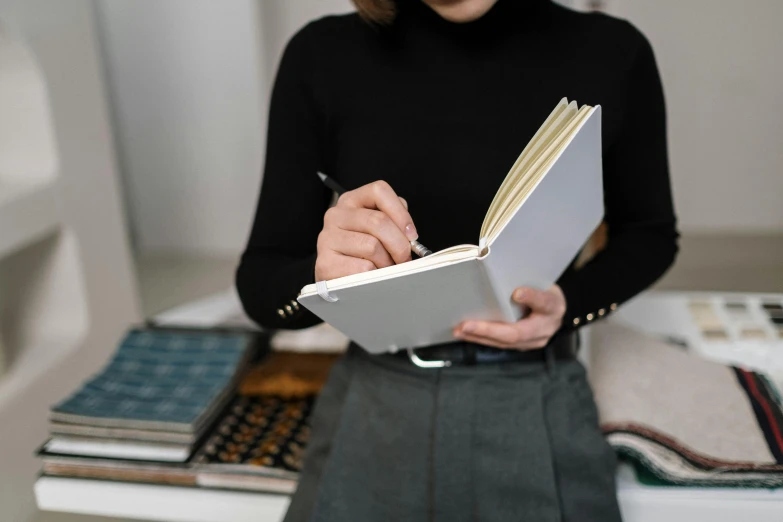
left=0, top=335, right=81, bottom=411
left=35, top=477, right=290, bottom=522
left=615, top=464, right=783, bottom=522
left=35, top=463, right=783, bottom=522
left=0, top=23, right=60, bottom=261
left=0, top=179, right=61, bottom=260
left=0, top=227, right=89, bottom=393
left=0, top=6, right=141, bottom=521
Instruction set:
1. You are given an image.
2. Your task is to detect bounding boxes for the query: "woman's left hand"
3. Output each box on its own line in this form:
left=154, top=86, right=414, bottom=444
left=453, top=285, right=567, bottom=350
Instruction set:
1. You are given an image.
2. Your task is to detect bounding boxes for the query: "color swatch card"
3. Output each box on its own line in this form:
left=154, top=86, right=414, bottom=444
left=613, top=292, right=783, bottom=383
left=687, top=296, right=783, bottom=345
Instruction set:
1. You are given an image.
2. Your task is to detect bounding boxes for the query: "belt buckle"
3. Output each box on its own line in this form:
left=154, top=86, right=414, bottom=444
left=406, top=348, right=452, bottom=369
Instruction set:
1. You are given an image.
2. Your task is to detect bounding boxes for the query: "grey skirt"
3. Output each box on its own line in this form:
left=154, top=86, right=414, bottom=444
left=284, top=342, right=622, bottom=522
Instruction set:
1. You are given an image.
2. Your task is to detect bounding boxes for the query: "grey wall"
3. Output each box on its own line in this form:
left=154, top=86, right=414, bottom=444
left=617, top=0, right=783, bottom=232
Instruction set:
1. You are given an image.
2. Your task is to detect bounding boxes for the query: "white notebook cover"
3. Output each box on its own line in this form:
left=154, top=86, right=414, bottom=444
left=299, top=106, right=603, bottom=353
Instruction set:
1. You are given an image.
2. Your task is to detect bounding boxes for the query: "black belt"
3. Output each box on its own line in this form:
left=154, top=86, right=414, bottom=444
left=394, top=331, right=578, bottom=367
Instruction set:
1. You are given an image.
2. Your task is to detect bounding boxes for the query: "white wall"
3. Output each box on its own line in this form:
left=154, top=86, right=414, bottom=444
left=95, top=0, right=354, bottom=256
left=258, top=0, right=353, bottom=77
left=615, top=0, right=783, bottom=232
left=0, top=0, right=141, bottom=520
left=100, top=0, right=783, bottom=257
left=97, top=0, right=266, bottom=255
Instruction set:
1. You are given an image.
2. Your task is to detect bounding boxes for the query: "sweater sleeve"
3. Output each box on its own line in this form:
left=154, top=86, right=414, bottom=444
left=556, top=27, right=679, bottom=329
left=236, top=25, right=331, bottom=330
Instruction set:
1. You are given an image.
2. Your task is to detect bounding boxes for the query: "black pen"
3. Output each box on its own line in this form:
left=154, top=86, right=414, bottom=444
left=317, top=172, right=432, bottom=257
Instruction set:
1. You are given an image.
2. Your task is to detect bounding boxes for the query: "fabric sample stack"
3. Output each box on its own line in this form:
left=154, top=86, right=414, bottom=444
left=190, top=352, right=339, bottom=492
left=190, top=394, right=316, bottom=492
left=38, top=340, right=338, bottom=495
left=589, top=322, right=783, bottom=487
left=44, top=328, right=256, bottom=462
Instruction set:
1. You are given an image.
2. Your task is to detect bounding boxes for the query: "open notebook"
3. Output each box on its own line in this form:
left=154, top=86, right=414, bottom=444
left=299, top=98, right=604, bottom=353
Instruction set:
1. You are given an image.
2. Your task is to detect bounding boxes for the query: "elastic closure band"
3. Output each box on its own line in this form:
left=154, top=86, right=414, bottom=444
left=407, top=348, right=451, bottom=368
left=315, top=280, right=339, bottom=302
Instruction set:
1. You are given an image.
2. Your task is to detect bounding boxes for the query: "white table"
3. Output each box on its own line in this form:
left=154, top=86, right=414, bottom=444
left=33, top=468, right=783, bottom=522
left=35, top=290, right=783, bottom=521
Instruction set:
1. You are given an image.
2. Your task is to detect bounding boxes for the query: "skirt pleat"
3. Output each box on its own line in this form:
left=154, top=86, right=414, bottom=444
left=283, top=343, right=622, bottom=522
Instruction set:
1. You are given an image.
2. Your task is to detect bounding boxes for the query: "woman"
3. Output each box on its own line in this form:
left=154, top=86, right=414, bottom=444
left=237, top=0, right=678, bottom=520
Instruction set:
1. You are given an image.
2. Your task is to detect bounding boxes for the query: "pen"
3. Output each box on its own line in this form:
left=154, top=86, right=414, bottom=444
left=317, top=172, right=432, bottom=257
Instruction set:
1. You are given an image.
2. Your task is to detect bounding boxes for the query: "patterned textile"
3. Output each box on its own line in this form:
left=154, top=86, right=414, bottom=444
left=193, top=394, right=315, bottom=476
left=240, top=352, right=340, bottom=397
left=51, top=329, right=254, bottom=432
left=589, top=323, right=783, bottom=487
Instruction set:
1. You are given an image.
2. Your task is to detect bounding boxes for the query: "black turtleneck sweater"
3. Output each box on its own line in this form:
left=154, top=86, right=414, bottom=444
left=236, top=0, right=679, bottom=333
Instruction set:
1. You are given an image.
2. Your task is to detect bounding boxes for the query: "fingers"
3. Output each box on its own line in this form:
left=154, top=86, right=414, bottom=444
left=458, top=332, right=550, bottom=350
left=324, top=206, right=412, bottom=265
left=455, top=320, right=521, bottom=345
left=453, top=317, right=553, bottom=350
left=316, top=181, right=416, bottom=281
left=455, top=287, right=566, bottom=349
left=453, top=332, right=509, bottom=349
left=318, top=229, right=395, bottom=270
left=512, top=286, right=563, bottom=315
left=315, top=251, right=376, bottom=281
left=337, top=181, right=418, bottom=242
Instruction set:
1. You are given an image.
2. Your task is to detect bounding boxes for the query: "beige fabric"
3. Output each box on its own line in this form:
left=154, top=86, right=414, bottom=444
left=588, top=322, right=775, bottom=464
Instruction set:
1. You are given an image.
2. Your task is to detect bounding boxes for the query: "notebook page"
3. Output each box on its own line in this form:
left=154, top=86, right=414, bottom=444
left=481, top=98, right=570, bottom=233
left=486, top=106, right=593, bottom=244
left=300, top=244, right=480, bottom=295
left=481, top=101, right=580, bottom=241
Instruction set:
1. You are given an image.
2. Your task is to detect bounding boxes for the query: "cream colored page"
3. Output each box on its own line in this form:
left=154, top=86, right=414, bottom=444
left=487, top=107, right=592, bottom=242
left=492, top=102, right=579, bottom=216
left=481, top=102, right=581, bottom=240
left=481, top=103, right=579, bottom=239
left=300, top=244, right=480, bottom=294
left=486, top=106, right=593, bottom=243
left=481, top=98, right=569, bottom=230
left=481, top=101, right=577, bottom=238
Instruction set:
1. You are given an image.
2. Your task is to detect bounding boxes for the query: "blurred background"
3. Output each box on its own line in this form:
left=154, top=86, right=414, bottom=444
left=105, top=0, right=783, bottom=314
left=0, top=0, right=781, bottom=521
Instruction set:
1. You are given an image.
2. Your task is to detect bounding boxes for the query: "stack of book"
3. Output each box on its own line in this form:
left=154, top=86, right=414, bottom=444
left=44, top=328, right=255, bottom=462
left=38, top=330, right=338, bottom=495
left=40, top=394, right=316, bottom=494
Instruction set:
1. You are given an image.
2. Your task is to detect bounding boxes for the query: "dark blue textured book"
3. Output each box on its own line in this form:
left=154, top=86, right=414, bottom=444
left=50, top=329, right=254, bottom=433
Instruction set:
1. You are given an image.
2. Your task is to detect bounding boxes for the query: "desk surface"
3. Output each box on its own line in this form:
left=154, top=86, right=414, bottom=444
left=35, top=290, right=783, bottom=522
left=34, top=464, right=783, bottom=522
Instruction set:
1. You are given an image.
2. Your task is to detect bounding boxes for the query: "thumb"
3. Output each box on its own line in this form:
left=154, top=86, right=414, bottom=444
left=512, top=287, right=554, bottom=313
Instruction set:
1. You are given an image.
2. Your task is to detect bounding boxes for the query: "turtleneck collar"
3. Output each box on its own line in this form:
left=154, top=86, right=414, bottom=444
left=394, top=0, right=553, bottom=39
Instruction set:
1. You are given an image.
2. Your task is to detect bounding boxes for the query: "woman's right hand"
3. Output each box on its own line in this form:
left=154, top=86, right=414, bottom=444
left=315, top=180, right=419, bottom=281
